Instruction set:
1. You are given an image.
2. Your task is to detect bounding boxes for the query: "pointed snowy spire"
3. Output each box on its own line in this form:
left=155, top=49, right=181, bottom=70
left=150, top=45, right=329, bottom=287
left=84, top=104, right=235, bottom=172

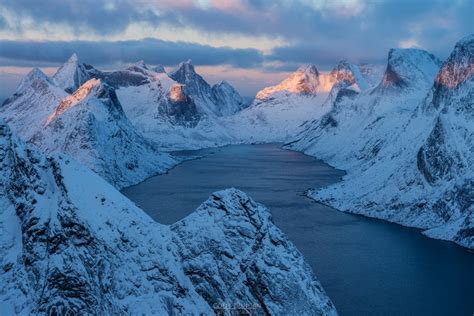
left=68, top=53, right=79, bottom=63
left=52, top=53, right=90, bottom=93
left=170, top=59, right=196, bottom=76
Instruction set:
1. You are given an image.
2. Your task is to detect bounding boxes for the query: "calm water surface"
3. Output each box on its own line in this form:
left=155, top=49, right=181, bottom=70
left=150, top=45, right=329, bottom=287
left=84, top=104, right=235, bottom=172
left=122, top=144, right=474, bottom=315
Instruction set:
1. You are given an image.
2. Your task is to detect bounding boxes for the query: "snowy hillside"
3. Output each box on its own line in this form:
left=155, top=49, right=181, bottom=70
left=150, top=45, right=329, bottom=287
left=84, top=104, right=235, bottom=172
left=288, top=38, right=473, bottom=249
left=0, top=120, right=336, bottom=315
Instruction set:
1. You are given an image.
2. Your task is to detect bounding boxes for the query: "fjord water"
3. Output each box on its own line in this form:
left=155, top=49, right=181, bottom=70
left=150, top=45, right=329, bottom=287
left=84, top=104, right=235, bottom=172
left=122, top=144, right=474, bottom=315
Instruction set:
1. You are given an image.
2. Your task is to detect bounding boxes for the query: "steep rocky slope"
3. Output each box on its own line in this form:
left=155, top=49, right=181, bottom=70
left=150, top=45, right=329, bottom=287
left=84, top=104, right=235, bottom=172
left=0, top=120, right=336, bottom=314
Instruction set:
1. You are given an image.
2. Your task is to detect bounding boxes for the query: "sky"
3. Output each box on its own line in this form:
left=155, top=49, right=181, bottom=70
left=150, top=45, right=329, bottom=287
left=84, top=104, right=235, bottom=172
left=0, top=0, right=473, bottom=98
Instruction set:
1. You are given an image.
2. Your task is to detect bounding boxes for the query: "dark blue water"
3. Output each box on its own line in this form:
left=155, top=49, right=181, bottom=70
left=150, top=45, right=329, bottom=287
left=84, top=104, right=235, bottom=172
left=122, top=144, right=474, bottom=315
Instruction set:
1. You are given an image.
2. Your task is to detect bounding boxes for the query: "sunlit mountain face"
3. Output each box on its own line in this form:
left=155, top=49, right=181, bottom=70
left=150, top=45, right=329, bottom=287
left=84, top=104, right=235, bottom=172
left=0, top=1, right=473, bottom=315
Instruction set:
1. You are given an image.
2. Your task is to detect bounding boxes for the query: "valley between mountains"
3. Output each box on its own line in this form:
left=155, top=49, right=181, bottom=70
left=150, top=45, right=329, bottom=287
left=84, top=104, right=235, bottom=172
left=0, top=34, right=473, bottom=314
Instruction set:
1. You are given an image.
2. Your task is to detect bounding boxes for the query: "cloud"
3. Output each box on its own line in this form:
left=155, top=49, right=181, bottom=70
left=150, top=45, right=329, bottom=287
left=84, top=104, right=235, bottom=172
left=0, top=0, right=163, bottom=36
left=1, top=0, right=471, bottom=61
left=0, top=38, right=264, bottom=68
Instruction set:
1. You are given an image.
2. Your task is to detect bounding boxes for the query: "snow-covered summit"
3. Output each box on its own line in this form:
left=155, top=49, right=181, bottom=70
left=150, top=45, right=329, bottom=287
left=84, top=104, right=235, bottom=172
left=376, top=48, right=441, bottom=92
left=256, top=64, right=321, bottom=100
left=52, top=53, right=91, bottom=93
left=428, top=34, right=474, bottom=99
left=16, top=67, right=52, bottom=93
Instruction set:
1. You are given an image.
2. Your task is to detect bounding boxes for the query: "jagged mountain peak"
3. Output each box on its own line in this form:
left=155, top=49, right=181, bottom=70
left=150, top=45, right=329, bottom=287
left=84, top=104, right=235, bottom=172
left=378, top=48, right=441, bottom=91
left=169, top=60, right=197, bottom=78
left=423, top=34, right=473, bottom=114
left=14, top=67, right=51, bottom=92
left=67, top=52, right=79, bottom=63
left=256, top=64, right=320, bottom=100
left=52, top=53, right=91, bottom=93
left=168, top=60, right=242, bottom=116
left=434, top=34, right=474, bottom=90
left=329, top=60, right=368, bottom=92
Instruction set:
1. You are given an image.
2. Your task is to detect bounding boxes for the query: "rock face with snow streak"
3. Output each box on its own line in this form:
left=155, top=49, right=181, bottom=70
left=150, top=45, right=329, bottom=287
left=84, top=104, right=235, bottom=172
left=0, top=121, right=337, bottom=315
left=417, top=35, right=474, bottom=247
left=171, top=189, right=336, bottom=315
left=169, top=60, right=246, bottom=116
left=52, top=53, right=91, bottom=93
left=109, top=61, right=202, bottom=129
left=0, top=68, right=67, bottom=140
left=289, top=38, right=473, bottom=249
left=30, top=78, right=177, bottom=189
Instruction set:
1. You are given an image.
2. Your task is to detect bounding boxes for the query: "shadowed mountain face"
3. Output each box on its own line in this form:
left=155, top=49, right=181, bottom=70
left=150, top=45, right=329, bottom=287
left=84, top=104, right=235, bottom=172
left=169, top=60, right=246, bottom=116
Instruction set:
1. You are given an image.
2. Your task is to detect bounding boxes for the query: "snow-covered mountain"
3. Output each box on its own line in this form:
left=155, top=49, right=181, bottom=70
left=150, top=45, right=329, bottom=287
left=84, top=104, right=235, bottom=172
left=29, top=78, right=176, bottom=189
left=106, top=60, right=202, bottom=128
left=288, top=37, right=473, bottom=249
left=0, top=120, right=336, bottom=314
left=169, top=60, right=246, bottom=116
left=223, top=62, right=374, bottom=144
left=52, top=53, right=91, bottom=93
left=0, top=68, right=67, bottom=140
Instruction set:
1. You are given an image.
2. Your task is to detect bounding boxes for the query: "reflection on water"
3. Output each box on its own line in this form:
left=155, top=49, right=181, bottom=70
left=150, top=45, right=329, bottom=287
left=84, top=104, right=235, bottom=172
left=122, top=144, right=474, bottom=315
